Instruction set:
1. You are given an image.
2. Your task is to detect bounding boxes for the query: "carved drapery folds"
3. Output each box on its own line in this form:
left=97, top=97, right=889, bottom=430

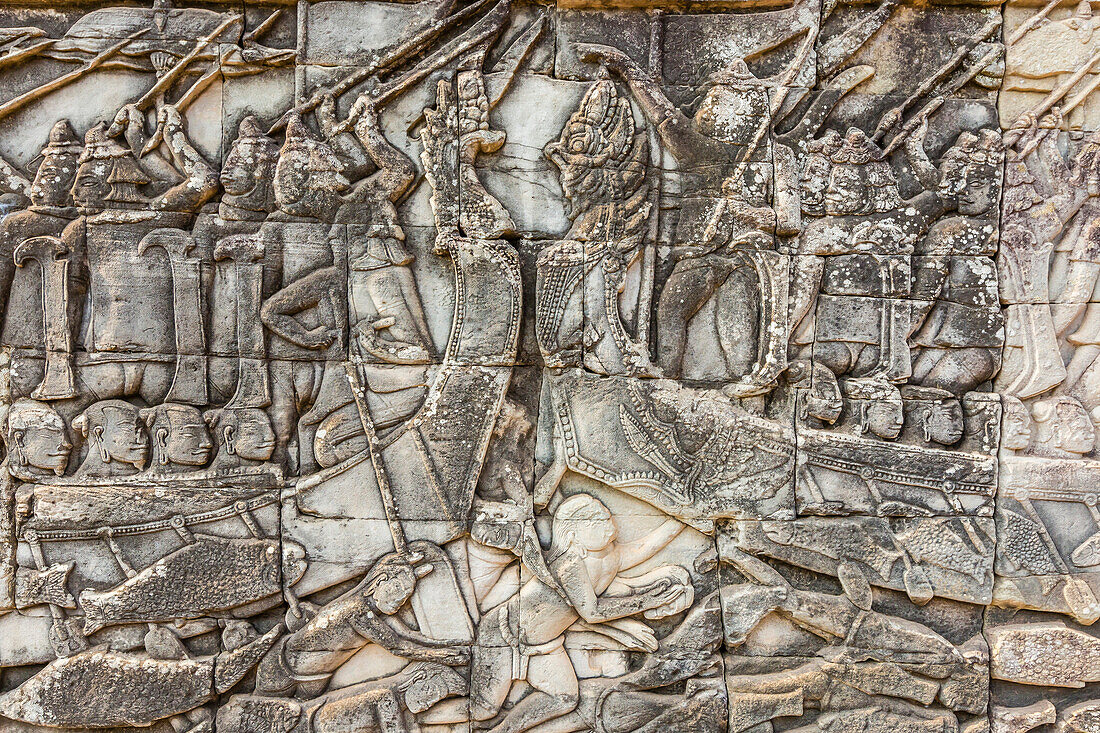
left=0, top=0, right=1096, bottom=731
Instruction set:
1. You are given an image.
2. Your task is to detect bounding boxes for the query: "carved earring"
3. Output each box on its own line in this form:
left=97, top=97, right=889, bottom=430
left=12, top=433, right=26, bottom=466
left=157, top=429, right=169, bottom=465
left=94, top=427, right=109, bottom=463
left=225, top=426, right=236, bottom=455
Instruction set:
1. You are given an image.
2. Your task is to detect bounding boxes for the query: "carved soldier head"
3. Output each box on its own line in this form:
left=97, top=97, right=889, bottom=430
left=72, top=400, right=149, bottom=477
left=71, top=123, right=150, bottom=213
left=204, top=407, right=276, bottom=469
left=2, top=399, right=71, bottom=480
left=399, top=662, right=469, bottom=714
left=800, top=130, right=842, bottom=217
left=543, top=77, right=648, bottom=234
left=825, top=129, right=900, bottom=216
left=220, top=115, right=281, bottom=221
left=1066, top=0, right=1098, bottom=41
left=1001, top=395, right=1033, bottom=453
left=939, top=130, right=1003, bottom=216
left=1031, top=396, right=1095, bottom=458
left=788, top=359, right=843, bottom=425
left=361, top=551, right=434, bottom=615
left=273, top=113, right=349, bottom=220
left=470, top=498, right=525, bottom=552
left=29, top=120, right=82, bottom=208
left=846, top=379, right=904, bottom=440
left=141, top=403, right=213, bottom=470
left=694, top=59, right=770, bottom=148
left=902, top=386, right=964, bottom=446
left=1071, top=129, right=1100, bottom=198
left=550, top=493, right=617, bottom=555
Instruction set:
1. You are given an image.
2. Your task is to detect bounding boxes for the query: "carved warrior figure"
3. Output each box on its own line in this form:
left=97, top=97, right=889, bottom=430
left=538, top=76, right=654, bottom=375
left=910, top=130, right=1005, bottom=396
left=791, top=126, right=945, bottom=393
left=57, top=104, right=219, bottom=409
left=0, top=120, right=82, bottom=401
left=203, top=115, right=281, bottom=406
left=574, top=47, right=789, bottom=392
left=470, top=493, right=693, bottom=733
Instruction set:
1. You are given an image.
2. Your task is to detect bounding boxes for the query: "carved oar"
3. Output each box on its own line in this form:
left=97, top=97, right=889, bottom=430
left=1017, top=493, right=1100, bottom=619
left=872, top=15, right=1001, bottom=142
left=0, top=28, right=148, bottom=124
left=269, top=0, right=497, bottom=133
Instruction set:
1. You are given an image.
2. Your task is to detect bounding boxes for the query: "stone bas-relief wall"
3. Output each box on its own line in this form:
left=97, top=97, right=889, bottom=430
left=0, top=0, right=1098, bottom=730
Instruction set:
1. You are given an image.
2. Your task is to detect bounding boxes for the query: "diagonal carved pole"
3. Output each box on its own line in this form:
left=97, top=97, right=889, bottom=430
left=0, top=28, right=148, bottom=124
left=14, top=235, right=78, bottom=400
left=138, top=229, right=209, bottom=405
left=214, top=234, right=270, bottom=408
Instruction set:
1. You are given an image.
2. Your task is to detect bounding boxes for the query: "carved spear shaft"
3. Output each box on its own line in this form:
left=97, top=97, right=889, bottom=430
left=328, top=0, right=510, bottom=135
left=0, top=28, right=148, bottom=124
left=636, top=9, right=662, bottom=350
left=881, top=43, right=1004, bottom=155
left=871, top=15, right=1001, bottom=142
left=1007, top=0, right=1063, bottom=45
left=130, top=14, right=243, bottom=112
left=270, top=0, right=497, bottom=133
left=1004, top=47, right=1100, bottom=148
left=0, top=39, right=54, bottom=73
left=343, top=363, right=409, bottom=556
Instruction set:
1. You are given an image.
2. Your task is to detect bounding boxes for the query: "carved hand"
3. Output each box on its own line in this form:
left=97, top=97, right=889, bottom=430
left=296, top=325, right=337, bottom=349
left=108, top=104, right=145, bottom=139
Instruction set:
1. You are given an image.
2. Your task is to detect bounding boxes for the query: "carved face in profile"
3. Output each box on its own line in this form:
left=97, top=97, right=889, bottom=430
left=101, top=404, right=149, bottom=467
left=1033, top=397, right=1095, bottom=457
left=553, top=494, right=617, bottom=553
left=925, top=399, right=964, bottom=446
left=4, top=399, right=71, bottom=479
left=74, top=400, right=150, bottom=474
left=471, top=500, right=523, bottom=551
left=144, top=404, right=213, bottom=468
left=30, top=152, right=79, bottom=208
left=220, top=118, right=280, bottom=216
left=401, top=664, right=467, bottom=714
left=1001, top=396, right=1032, bottom=452
left=955, top=170, right=997, bottom=217
left=370, top=563, right=418, bottom=615
left=207, top=408, right=276, bottom=465
left=273, top=120, right=349, bottom=220
left=865, top=398, right=904, bottom=440
left=800, top=153, right=830, bottom=216
left=70, top=157, right=113, bottom=212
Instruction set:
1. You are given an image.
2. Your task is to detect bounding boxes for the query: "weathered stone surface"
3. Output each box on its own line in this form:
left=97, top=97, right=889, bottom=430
left=0, top=0, right=1098, bottom=730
